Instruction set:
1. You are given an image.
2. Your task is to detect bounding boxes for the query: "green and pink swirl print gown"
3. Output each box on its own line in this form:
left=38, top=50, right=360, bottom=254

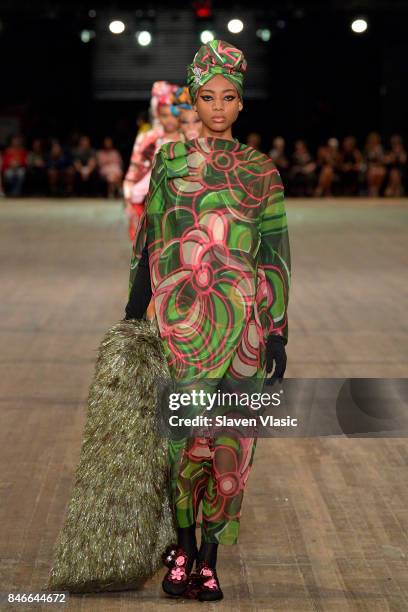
left=128, top=137, right=291, bottom=544
left=130, top=137, right=290, bottom=376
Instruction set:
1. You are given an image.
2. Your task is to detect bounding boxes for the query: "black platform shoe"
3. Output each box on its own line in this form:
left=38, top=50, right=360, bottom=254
left=161, top=545, right=195, bottom=597
left=195, top=560, right=224, bottom=601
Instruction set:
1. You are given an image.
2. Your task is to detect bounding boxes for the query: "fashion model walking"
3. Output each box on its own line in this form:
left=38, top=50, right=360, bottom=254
left=125, top=39, right=291, bottom=601
left=123, top=81, right=182, bottom=242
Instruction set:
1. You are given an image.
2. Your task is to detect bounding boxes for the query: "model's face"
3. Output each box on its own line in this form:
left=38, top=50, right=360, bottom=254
left=158, top=105, right=179, bottom=133
left=179, top=108, right=202, bottom=140
left=194, top=74, right=242, bottom=134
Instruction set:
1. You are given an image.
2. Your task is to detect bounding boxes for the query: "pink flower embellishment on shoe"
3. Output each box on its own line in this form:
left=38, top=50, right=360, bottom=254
left=203, top=578, right=218, bottom=590
left=175, top=554, right=186, bottom=566
left=201, top=567, right=213, bottom=577
left=170, top=566, right=186, bottom=581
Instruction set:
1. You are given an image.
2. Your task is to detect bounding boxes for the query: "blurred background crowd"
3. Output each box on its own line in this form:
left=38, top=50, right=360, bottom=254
left=1, top=129, right=406, bottom=199
left=1, top=2, right=407, bottom=200
left=0, top=134, right=123, bottom=199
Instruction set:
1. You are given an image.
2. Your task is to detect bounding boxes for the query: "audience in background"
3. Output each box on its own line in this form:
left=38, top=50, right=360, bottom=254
left=2, top=135, right=27, bottom=196
left=246, top=132, right=262, bottom=151
left=0, top=131, right=406, bottom=198
left=339, top=136, right=363, bottom=196
left=268, top=136, right=290, bottom=186
left=73, top=136, right=97, bottom=196
left=364, top=131, right=386, bottom=197
left=314, top=138, right=340, bottom=197
left=290, top=139, right=316, bottom=197
left=46, top=139, right=75, bottom=197
left=0, top=152, right=4, bottom=197
left=96, top=137, right=123, bottom=198
left=384, top=134, right=407, bottom=198
left=26, top=138, right=47, bottom=195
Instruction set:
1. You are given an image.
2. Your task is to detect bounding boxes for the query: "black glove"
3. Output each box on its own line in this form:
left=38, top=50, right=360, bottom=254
left=265, top=334, right=287, bottom=384
left=124, top=244, right=152, bottom=320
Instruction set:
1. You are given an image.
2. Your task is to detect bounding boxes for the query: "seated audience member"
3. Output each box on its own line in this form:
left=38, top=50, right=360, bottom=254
left=269, top=136, right=290, bottom=187
left=289, top=139, right=316, bottom=196
left=46, top=139, right=75, bottom=196
left=246, top=132, right=262, bottom=151
left=26, top=138, right=47, bottom=195
left=96, top=137, right=123, bottom=198
left=2, top=135, right=28, bottom=197
left=339, top=136, right=363, bottom=196
left=0, top=152, right=4, bottom=197
left=314, top=138, right=341, bottom=197
left=72, top=135, right=97, bottom=196
left=364, top=131, right=386, bottom=197
left=384, top=134, right=406, bottom=197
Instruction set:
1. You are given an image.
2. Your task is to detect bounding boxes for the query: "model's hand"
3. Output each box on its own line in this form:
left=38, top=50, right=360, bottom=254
left=124, top=245, right=152, bottom=320
left=265, top=335, right=287, bottom=383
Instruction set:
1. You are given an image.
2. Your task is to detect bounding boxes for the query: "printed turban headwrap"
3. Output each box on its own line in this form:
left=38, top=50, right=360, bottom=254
left=187, top=39, right=247, bottom=102
left=170, top=86, right=194, bottom=116
left=149, top=81, right=178, bottom=127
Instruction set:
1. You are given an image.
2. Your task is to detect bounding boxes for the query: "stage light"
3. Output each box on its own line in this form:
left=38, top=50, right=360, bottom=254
left=194, top=1, right=212, bottom=19
left=256, top=28, right=271, bottom=42
left=276, top=19, right=286, bottom=29
left=88, top=9, right=96, bottom=18
left=351, top=18, right=368, bottom=34
left=109, top=20, right=125, bottom=34
left=227, top=18, right=244, bottom=34
left=200, top=30, right=214, bottom=44
left=80, top=29, right=95, bottom=43
left=137, top=30, right=152, bottom=46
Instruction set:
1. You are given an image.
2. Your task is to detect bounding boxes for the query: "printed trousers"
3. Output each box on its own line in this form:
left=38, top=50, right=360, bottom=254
left=167, top=370, right=265, bottom=545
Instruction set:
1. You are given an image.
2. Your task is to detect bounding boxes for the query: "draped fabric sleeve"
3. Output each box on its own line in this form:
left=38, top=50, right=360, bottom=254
left=257, top=167, right=291, bottom=344
left=128, top=150, right=166, bottom=298
left=122, top=130, right=158, bottom=206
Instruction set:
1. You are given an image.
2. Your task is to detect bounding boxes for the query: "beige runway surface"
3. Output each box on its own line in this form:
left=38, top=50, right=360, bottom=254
left=1, top=197, right=407, bottom=611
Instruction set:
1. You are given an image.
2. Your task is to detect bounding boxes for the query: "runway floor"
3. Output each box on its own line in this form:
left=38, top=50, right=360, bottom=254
left=1, top=197, right=408, bottom=611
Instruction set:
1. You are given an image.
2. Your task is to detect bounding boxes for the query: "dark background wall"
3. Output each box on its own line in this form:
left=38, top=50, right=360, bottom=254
left=0, top=0, right=407, bottom=159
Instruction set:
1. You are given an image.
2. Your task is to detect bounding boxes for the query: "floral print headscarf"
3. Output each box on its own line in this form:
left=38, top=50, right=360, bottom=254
left=150, top=81, right=179, bottom=127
